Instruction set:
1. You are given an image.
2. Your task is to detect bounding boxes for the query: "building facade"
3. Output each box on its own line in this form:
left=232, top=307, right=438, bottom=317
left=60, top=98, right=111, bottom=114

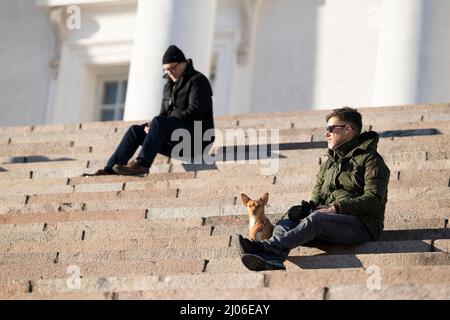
left=1, top=0, right=450, bottom=126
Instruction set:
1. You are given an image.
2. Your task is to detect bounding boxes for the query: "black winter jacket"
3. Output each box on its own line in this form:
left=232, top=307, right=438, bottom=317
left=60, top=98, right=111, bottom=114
left=159, top=59, right=214, bottom=134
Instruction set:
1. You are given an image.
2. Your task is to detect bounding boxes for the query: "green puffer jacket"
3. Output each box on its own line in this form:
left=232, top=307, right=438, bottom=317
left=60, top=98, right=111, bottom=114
left=311, top=131, right=390, bottom=240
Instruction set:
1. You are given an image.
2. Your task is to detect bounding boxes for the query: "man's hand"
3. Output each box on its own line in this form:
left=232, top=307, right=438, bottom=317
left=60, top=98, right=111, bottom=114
left=315, top=205, right=337, bottom=214
left=144, top=122, right=151, bottom=134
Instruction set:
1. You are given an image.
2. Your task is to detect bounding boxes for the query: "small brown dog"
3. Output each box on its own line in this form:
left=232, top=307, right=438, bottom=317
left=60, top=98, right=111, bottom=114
left=241, top=193, right=274, bottom=241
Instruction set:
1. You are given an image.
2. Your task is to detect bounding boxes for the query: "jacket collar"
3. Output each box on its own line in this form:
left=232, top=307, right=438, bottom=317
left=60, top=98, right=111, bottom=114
left=328, top=131, right=380, bottom=160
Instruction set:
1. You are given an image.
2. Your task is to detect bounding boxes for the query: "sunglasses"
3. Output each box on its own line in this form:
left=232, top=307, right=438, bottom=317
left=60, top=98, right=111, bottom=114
left=326, top=124, right=348, bottom=133
left=163, top=62, right=180, bottom=74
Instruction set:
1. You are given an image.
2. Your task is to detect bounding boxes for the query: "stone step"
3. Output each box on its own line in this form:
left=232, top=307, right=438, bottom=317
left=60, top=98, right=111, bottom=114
left=0, top=229, right=83, bottom=243
left=5, top=106, right=444, bottom=141
left=119, top=288, right=326, bottom=300
left=0, top=195, right=27, bottom=206
left=2, top=265, right=449, bottom=299
left=0, top=125, right=33, bottom=135
left=0, top=235, right=230, bottom=255
left=326, top=283, right=450, bottom=300
left=266, top=265, right=450, bottom=291
left=2, top=112, right=449, bottom=147
left=0, top=177, right=68, bottom=188
left=32, top=272, right=266, bottom=295
left=69, top=158, right=448, bottom=186
left=8, top=130, right=121, bottom=145
left=0, top=288, right=324, bottom=300
left=0, top=160, right=88, bottom=171
left=8, top=119, right=449, bottom=153
left=206, top=252, right=450, bottom=273
left=1, top=185, right=74, bottom=197
left=383, top=207, right=449, bottom=220
left=1, top=148, right=445, bottom=187
left=144, top=204, right=450, bottom=220
left=187, top=158, right=450, bottom=178
left=0, top=240, right=436, bottom=263
left=371, top=120, right=450, bottom=135
left=0, top=202, right=86, bottom=215
left=27, top=189, right=177, bottom=204
left=0, top=291, right=113, bottom=300
left=7, top=117, right=446, bottom=144
left=68, top=171, right=194, bottom=186
left=0, top=209, right=148, bottom=225
left=179, top=156, right=448, bottom=179
left=0, top=223, right=216, bottom=243
left=1, top=195, right=448, bottom=219
left=204, top=214, right=447, bottom=228
left=0, top=165, right=449, bottom=197
left=0, top=171, right=34, bottom=180
left=141, top=108, right=450, bottom=130
left=2, top=250, right=448, bottom=282
left=2, top=144, right=445, bottom=178
left=433, top=239, right=450, bottom=253
left=212, top=217, right=447, bottom=237
left=0, top=224, right=444, bottom=256
left=215, top=109, right=449, bottom=130
left=88, top=134, right=450, bottom=161
left=378, top=229, right=450, bottom=241
left=0, top=258, right=207, bottom=280
left=0, top=216, right=203, bottom=232
left=7, top=130, right=439, bottom=165
left=10, top=190, right=303, bottom=210
left=0, top=147, right=92, bottom=165
left=212, top=128, right=448, bottom=146
left=118, top=169, right=450, bottom=191
left=0, top=141, right=78, bottom=157
left=0, top=164, right=447, bottom=201
left=0, top=103, right=444, bottom=135
left=30, top=265, right=450, bottom=295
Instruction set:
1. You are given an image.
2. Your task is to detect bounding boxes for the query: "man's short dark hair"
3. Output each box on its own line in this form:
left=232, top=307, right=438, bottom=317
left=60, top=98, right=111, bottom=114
left=326, top=107, right=362, bottom=134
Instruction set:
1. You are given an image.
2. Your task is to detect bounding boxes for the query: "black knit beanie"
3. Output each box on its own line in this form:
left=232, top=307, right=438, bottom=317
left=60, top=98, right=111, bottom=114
left=162, top=45, right=186, bottom=64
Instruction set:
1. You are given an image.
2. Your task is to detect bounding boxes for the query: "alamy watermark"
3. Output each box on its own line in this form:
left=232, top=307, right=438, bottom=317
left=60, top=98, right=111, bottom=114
left=365, top=5, right=380, bottom=30
left=66, top=265, right=81, bottom=290
left=366, top=265, right=382, bottom=290
left=66, top=5, right=81, bottom=30
left=170, top=122, right=280, bottom=175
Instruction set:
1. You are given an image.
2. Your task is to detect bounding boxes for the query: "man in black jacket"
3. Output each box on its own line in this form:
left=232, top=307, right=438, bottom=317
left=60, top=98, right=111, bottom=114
left=91, top=45, right=215, bottom=176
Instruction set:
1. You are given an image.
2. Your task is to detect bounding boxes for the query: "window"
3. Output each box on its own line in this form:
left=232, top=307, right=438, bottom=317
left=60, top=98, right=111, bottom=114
left=99, top=79, right=128, bottom=121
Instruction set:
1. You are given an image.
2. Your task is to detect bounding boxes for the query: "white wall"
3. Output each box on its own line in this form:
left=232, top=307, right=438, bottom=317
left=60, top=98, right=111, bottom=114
left=250, top=0, right=323, bottom=113
left=0, top=0, right=54, bottom=126
left=50, top=1, right=136, bottom=124
left=249, top=0, right=382, bottom=113
left=417, top=0, right=450, bottom=104
left=314, top=0, right=381, bottom=109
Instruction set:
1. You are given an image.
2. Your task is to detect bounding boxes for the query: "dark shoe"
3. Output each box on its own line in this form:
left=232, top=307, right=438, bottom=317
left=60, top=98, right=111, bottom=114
left=241, top=253, right=286, bottom=271
left=234, top=234, right=264, bottom=256
left=82, top=168, right=115, bottom=177
left=113, top=160, right=149, bottom=176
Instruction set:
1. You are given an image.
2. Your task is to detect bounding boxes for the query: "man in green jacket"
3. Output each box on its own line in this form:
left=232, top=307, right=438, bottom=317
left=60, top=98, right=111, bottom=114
left=236, top=107, right=390, bottom=271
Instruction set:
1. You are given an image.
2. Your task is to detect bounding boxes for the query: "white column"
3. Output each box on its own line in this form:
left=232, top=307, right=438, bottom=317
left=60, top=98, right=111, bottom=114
left=373, top=0, right=424, bottom=106
left=124, top=0, right=217, bottom=121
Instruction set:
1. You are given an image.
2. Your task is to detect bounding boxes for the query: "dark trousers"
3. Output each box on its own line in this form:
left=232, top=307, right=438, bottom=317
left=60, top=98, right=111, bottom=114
left=260, top=212, right=372, bottom=261
left=105, top=116, right=200, bottom=170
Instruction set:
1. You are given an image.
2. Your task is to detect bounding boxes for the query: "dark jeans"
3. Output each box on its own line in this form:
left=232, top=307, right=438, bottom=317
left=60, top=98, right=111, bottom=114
left=260, top=211, right=372, bottom=261
left=105, top=116, right=204, bottom=170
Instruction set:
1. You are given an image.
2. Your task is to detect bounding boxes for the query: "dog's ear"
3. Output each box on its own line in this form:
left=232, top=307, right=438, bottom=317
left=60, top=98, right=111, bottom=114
left=260, top=193, right=269, bottom=205
left=241, top=193, right=251, bottom=206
